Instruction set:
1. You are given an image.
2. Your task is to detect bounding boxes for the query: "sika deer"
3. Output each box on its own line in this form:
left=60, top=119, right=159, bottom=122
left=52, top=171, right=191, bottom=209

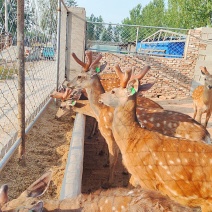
left=99, top=76, right=212, bottom=211
left=192, top=66, right=212, bottom=127
left=66, top=51, right=210, bottom=187
left=115, top=65, right=210, bottom=143
left=69, top=51, right=154, bottom=188
left=0, top=170, right=194, bottom=212
left=50, top=86, right=98, bottom=139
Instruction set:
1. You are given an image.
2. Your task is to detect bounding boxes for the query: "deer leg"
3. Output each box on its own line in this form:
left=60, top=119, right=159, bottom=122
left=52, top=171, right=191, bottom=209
left=107, top=141, right=119, bottom=187
left=101, top=135, right=119, bottom=189
left=195, top=110, right=203, bottom=124
left=87, top=119, right=98, bottom=139
left=204, top=111, right=211, bottom=128
left=193, top=104, right=197, bottom=119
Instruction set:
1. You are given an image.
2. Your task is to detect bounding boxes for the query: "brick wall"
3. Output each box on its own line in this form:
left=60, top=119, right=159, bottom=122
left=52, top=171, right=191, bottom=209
left=95, top=28, right=202, bottom=99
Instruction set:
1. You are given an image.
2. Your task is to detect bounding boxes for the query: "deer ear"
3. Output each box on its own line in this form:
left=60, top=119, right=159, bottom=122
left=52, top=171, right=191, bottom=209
left=21, top=170, right=52, bottom=198
left=126, top=79, right=139, bottom=96
left=138, top=83, right=155, bottom=92
left=200, top=66, right=210, bottom=76
left=91, top=61, right=107, bottom=74
left=29, top=201, right=44, bottom=211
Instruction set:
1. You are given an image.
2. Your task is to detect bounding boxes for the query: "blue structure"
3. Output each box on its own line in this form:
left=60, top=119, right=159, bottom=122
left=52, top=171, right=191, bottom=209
left=136, top=29, right=187, bottom=58
left=137, top=41, right=185, bottom=58
left=42, top=47, right=55, bottom=60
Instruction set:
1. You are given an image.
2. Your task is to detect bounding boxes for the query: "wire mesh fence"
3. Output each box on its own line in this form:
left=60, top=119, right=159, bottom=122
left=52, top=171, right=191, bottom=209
left=0, top=0, right=67, bottom=161
left=86, top=22, right=189, bottom=58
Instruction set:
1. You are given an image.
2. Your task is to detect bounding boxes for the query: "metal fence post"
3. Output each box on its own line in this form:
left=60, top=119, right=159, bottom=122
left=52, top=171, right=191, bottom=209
left=65, top=10, right=70, bottom=80
left=5, top=0, right=9, bottom=46
left=135, top=26, right=139, bottom=54
left=17, top=0, right=25, bottom=163
left=56, top=0, right=62, bottom=91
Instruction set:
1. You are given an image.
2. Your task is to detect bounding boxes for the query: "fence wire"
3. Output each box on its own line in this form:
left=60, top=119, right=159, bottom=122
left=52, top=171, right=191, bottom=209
left=86, top=22, right=189, bottom=58
left=0, top=0, right=67, bottom=160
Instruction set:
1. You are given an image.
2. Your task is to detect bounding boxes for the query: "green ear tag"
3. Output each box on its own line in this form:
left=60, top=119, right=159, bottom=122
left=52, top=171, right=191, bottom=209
left=70, top=100, right=76, bottom=106
left=130, top=87, right=136, bottom=95
left=96, top=67, right=100, bottom=73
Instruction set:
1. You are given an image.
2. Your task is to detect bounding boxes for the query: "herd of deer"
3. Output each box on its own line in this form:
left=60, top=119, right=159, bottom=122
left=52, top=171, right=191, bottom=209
left=0, top=51, right=212, bottom=211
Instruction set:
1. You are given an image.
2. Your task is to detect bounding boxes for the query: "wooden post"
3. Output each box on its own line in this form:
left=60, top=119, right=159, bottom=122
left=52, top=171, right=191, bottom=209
left=17, top=0, right=25, bottom=164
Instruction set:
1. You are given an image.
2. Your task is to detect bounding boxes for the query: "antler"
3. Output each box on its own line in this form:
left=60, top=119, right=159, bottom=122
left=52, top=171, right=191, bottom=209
left=114, top=64, right=132, bottom=88
left=72, top=51, right=102, bottom=72
left=130, top=65, right=151, bottom=81
left=90, top=54, right=103, bottom=68
left=72, top=51, right=92, bottom=72
left=114, top=64, right=151, bottom=88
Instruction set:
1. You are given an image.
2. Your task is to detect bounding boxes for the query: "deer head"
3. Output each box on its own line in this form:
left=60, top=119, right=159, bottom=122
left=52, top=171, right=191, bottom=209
left=0, top=170, right=194, bottom=211
left=200, top=66, right=212, bottom=90
left=0, top=170, right=52, bottom=211
left=99, top=76, right=212, bottom=210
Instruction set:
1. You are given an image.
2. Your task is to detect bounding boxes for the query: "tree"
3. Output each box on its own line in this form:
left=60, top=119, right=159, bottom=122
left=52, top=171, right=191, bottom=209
left=86, top=14, right=105, bottom=41
left=40, top=0, right=57, bottom=35
left=65, top=0, right=77, bottom=7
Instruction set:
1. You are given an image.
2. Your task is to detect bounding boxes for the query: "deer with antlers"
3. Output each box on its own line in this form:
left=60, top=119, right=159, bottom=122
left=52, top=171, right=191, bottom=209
left=0, top=170, right=194, bottom=211
left=52, top=52, right=210, bottom=144
left=52, top=52, right=211, bottom=187
left=99, top=69, right=212, bottom=211
left=192, top=66, right=212, bottom=127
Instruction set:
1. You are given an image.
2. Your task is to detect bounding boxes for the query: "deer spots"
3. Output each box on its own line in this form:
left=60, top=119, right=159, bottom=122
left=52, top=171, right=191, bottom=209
left=121, top=205, right=126, bottom=210
left=176, top=158, right=181, bottom=164
left=156, top=123, right=160, bottom=127
left=166, top=170, right=171, bottom=175
left=168, top=160, right=175, bottom=165
left=148, top=165, right=153, bottom=169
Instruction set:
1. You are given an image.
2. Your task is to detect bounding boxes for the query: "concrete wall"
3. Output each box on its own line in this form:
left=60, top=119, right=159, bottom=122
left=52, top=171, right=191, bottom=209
left=66, top=7, right=86, bottom=80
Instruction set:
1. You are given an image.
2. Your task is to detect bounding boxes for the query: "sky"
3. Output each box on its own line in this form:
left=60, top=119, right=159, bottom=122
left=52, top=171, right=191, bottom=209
left=76, top=0, right=152, bottom=24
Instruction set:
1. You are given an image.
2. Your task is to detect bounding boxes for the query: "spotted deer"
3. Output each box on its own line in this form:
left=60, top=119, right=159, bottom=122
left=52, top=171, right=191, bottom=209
left=192, top=66, right=212, bottom=127
left=50, top=86, right=98, bottom=139
left=60, top=51, right=211, bottom=187
left=0, top=170, right=195, bottom=212
left=54, top=53, right=210, bottom=143
left=115, top=65, right=210, bottom=143
left=99, top=76, right=212, bottom=211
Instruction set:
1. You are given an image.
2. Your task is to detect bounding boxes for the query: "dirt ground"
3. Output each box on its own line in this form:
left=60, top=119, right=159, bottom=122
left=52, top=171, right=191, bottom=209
left=0, top=96, right=211, bottom=203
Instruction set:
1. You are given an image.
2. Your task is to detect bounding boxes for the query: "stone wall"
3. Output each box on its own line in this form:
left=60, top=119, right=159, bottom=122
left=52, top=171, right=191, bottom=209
left=190, top=27, right=212, bottom=94
left=94, top=28, right=202, bottom=99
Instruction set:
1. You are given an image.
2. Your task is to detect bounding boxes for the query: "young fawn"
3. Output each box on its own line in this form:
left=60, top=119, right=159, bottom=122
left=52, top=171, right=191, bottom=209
left=0, top=170, right=194, bottom=211
left=99, top=74, right=212, bottom=211
left=192, top=66, right=212, bottom=127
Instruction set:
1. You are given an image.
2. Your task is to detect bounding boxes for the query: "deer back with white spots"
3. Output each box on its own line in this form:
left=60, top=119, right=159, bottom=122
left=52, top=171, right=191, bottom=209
left=99, top=77, right=212, bottom=211
left=115, top=65, right=210, bottom=143
left=192, top=66, right=212, bottom=127
left=0, top=170, right=194, bottom=212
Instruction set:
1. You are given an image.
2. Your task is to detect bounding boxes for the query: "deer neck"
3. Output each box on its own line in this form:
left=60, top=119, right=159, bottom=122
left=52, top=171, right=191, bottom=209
left=203, top=86, right=212, bottom=106
left=112, top=96, right=138, bottom=152
left=85, top=75, right=106, bottom=118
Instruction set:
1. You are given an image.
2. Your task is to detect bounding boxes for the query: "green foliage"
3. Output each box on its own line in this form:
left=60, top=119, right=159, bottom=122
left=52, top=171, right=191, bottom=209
left=40, top=0, right=57, bottom=35
left=0, top=65, right=17, bottom=80
left=65, top=0, right=78, bottom=7
left=86, top=14, right=105, bottom=41
left=122, top=0, right=212, bottom=29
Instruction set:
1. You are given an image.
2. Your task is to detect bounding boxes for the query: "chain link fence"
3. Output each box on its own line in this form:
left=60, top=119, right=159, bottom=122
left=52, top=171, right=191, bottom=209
left=0, top=0, right=67, bottom=164
left=86, top=22, right=189, bottom=58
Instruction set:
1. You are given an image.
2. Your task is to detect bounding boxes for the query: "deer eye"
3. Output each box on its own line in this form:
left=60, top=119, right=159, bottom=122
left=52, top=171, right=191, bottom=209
left=77, top=76, right=82, bottom=79
left=111, top=90, right=115, bottom=94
